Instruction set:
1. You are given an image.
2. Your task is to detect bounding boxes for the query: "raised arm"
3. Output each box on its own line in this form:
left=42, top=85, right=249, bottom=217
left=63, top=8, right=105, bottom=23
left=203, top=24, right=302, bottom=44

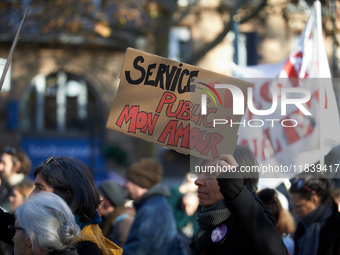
left=216, top=154, right=288, bottom=255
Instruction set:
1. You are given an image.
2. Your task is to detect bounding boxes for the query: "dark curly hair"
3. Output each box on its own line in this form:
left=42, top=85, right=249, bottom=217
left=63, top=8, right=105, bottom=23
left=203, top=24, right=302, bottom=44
left=34, top=157, right=101, bottom=223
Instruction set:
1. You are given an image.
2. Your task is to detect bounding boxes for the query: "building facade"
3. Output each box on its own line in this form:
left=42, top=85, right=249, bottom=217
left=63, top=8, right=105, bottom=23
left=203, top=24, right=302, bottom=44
left=0, top=0, right=338, bottom=179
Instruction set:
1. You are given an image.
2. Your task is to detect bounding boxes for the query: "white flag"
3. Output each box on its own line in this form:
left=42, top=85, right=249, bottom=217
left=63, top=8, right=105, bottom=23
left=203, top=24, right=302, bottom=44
left=232, top=1, right=340, bottom=178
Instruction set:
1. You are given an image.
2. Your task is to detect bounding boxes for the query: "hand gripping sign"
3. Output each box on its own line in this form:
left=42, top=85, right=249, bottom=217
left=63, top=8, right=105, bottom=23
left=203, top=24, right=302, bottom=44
left=106, top=48, right=252, bottom=160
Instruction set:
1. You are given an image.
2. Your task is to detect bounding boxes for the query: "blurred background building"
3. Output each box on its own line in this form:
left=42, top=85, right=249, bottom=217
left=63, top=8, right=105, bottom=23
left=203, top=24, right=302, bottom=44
left=0, top=0, right=339, bottom=182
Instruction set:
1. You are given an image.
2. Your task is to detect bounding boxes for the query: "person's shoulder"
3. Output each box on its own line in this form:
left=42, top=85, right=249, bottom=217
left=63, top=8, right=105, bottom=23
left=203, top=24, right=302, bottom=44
left=144, top=195, right=171, bottom=209
left=77, top=241, right=101, bottom=255
left=142, top=193, right=167, bottom=204
left=137, top=196, right=173, bottom=219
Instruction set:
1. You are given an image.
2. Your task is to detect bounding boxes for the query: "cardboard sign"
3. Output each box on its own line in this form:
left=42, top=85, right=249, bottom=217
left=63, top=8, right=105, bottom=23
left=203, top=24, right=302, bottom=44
left=107, top=48, right=252, bottom=160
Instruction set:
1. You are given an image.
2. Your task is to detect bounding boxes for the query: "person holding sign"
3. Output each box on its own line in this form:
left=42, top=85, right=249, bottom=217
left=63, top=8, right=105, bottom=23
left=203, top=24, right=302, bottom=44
left=190, top=146, right=288, bottom=255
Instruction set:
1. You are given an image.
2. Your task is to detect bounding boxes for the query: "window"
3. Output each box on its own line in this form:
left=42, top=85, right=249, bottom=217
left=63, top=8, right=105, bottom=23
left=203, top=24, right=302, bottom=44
left=168, top=26, right=191, bottom=62
left=22, top=71, right=103, bottom=136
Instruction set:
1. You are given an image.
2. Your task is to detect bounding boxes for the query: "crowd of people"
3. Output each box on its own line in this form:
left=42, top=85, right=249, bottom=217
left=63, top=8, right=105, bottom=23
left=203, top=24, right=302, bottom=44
left=1, top=145, right=340, bottom=254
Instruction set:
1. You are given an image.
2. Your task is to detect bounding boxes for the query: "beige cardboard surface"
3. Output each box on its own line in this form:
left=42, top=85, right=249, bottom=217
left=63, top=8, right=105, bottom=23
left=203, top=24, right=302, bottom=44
left=107, top=48, right=252, bottom=160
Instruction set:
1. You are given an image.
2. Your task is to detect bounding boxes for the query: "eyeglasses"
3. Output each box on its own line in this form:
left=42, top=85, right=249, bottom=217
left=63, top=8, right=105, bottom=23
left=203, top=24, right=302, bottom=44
left=8, top=225, right=24, bottom=238
left=45, top=155, right=67, bottom=175
left=295, top=178, right=316, bottom=195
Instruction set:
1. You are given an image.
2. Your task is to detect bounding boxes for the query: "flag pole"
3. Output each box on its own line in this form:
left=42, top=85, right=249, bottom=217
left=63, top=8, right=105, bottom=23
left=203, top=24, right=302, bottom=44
left=315, top=0, right=325, bottom=168
left=0, top=7, right=30, bottom=92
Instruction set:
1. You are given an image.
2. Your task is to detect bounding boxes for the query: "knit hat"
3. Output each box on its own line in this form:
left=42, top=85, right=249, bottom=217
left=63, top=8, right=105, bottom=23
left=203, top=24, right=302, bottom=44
left=98, top=180, right=126, bottom=207
left=126, top=158, right=163, bottom=189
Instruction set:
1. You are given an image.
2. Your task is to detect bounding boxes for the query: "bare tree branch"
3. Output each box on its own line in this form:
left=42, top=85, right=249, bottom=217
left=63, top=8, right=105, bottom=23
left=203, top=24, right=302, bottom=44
left=184, top=0, right=267, bottom=65
left=172, top=4, right=194, bottom=25
left=239, top=0, right=267, bottom=24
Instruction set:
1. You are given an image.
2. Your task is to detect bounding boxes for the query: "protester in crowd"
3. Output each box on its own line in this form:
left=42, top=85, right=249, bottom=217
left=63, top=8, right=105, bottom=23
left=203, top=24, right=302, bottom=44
left=0, top=146, right=32, bottom=212
left=0, top=155, right=123, bottom=255
left=179, top=191, right=199, bottom=234
left=9, top=179, right=34, bottom=212
left=330, top=187, right=340, bottom=212
left=12, top=192, right=80, bottom=255
left=16, top=149, right=32, bottom=176
left=289, top=173, right=340, bottom=255
left=167, top=173, right=199, bottom=252
left=191, top=145, right=288, bottom=255
left=123, top=158, right=187, bottom=255
left=0, top=147, right=32, bottom=255
left=258, top=188, right=296, bottom=255
left=98, top=179, right=135, bottom=247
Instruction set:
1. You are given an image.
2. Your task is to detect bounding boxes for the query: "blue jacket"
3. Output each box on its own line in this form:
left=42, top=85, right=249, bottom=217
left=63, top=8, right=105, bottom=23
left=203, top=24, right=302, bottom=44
left=123, top=183, right=181, bottom=255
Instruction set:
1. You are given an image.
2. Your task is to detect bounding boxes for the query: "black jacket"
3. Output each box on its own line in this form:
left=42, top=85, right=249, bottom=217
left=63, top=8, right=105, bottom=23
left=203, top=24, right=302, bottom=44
left=191, top=187, right=288, bottom=255
left=48, top=248, right=79, bottom=255
left=0, top=207, right=14, bottom=245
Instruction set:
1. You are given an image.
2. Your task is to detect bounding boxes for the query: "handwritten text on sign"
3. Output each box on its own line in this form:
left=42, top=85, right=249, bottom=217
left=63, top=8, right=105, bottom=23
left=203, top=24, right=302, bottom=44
left=106, top=48, right=251, bottom=160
